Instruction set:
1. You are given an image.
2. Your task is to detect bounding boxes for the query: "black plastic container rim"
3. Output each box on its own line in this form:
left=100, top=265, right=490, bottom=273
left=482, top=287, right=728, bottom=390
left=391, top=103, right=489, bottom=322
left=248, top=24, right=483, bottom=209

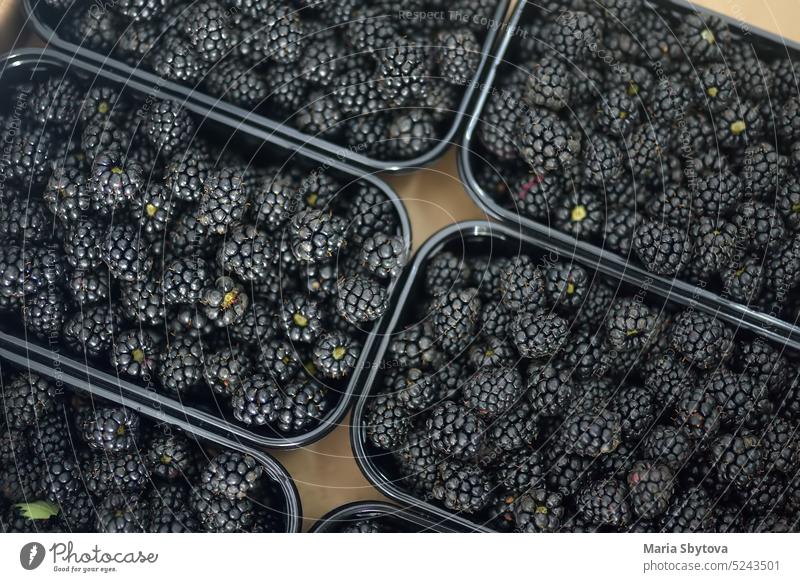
left=350, top=219, right=800, bottom=533
left=458, top=0, right=800, bottom=349
left=0, top=344, right=304, bottom=532
left=23, top=0, right=511, bottom=172
left=0, top=47, right=412, bottom=450
left=309, top=500, right=461, bottom=533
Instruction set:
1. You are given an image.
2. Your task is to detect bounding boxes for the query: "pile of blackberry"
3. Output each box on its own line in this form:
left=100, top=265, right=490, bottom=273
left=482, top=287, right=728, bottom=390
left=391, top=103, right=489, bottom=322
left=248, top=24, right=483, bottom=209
left=45, top=0, right=496, bottom=160
left=0, top=76, right=406, bottom=436
left=0, top=367, right=288, bottom=532
left=474, top=2, right=800, bottom=321
left=364, top=246, right=800, bottom=532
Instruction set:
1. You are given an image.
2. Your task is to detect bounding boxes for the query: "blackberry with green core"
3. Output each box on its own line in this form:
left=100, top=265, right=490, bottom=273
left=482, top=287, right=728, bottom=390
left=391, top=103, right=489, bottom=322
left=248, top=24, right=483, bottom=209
left=111, top=329, right=159, bottom=379
left=201, top=276, right=249, bottom=327
left=312, top=332, right=362, bottom=380
left=280, top=294, right=323, bottom=343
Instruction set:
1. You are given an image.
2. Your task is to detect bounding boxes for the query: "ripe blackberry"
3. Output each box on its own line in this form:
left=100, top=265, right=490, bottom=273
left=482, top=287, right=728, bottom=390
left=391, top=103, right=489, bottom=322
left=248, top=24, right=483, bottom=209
left=710, top=432, right=764, bottom=489
left=705, top=367, right=772, bottom=429
left=430, top=287, right=481, bottom=356
left=254, top=377, right=327, bottom=434
left=462, top=367, right=523, bottom=420
left=164, top=154, right=209, bottom=203
left=527, top=363, right=573, bottom=417
left=202, top=347, right=250, bottom=397
left=359, top=234, right=407, bottom=280
left=151, top=32, right=206, bottom=85
left=742, top=142, right=787, bottom=198
left=583, top=135, right=623, bottom=186
left=468, top=335, right=515, bottom=370
left=387, top=368, right=437, bottom=412
left=513, top=311, right=568, bottom=359
left=157, top=336, right=205, bottom=396
left=427, top=401, right=485, bottom=461
left=80, top=406, right=140, bottom=454
left=86, top=452, right=150, bottom=497
left=633, top=220, right=690, bottom=275
left=312, top=332, right=361, bottom=380
left=495, top=448, right=546, bottom=493
left=112, top=329, right=159, bottom=379
left=142, top=99, right=195, bottom=157
left=289, top=209, right=346, bottom=264
left=393, top=428, right=439, bottom=495
left=23, top=287, right=67, bottom=339
left=217, top=224, right=273, bottom=283
left=90, top=151, right=144, bottom=208
left=145, top=433, right=196, bottom=481
left=765, top=235, right=800, bottom=291
left=477, top=91, right=524, bottom=161
left=100, top=224, right=153, bottom=282
left=674, top=386, right=721, bottom=442
left=697, top=63, right=735, bottom=111
left=336, top=275, right=389, bottom=325
left=62, top=305, right=116, bottom=358
left=386, top=109, right=436, bottom=160
left=119, top=279, right=165, bottom=326
left=343, top=184, right=399, bottom=245
left=44, top=166, right=92, bottom=225
left=691, top=217, right=738, bottom=275
left=279, top=294, right=323, bottom=343
left=643, top=425, right=694, bottom=472
left=499, top=256, right=545, bottom=311
left=715, top=101, right=764, bottom=148
left=162, top=257, right=210, bottom=306
left=669, top=310, right=733, bottom=370
left=294, top=91, right=343, bottom=138
left=67, top=267, right=109, bottom=306
left=255, top=337, right=301, bottom=384
left=524, top=56, right=572, bottom=112
left=432, top=461, right=492, bottom=514
left=643, top=351, right=698, bottom=409
left=553, top=190, right=604, bottom=238
left=81, top=118, right=127, bottom=161
left=435, top=28, right=480, bottom=85
left=0, top=244, right=63, bottom=302
left=376, top=40, right=428, bottom=107
left=365, top=393, right=411, bottom=450
left=30, top=76, right=80, bottom=128
left=199, top=167, right=248, bottom=235
left=661, top=487, right=715, bottom=533
left=262, top=1, right=304, bottom=64
left=201, top=276, right=249, bottom=327
left=692, top=170, right=743, bottom=216
left=180, top=0, right=233, bottom=64
left=0, top=127, right=51, bottom=187
left=512, top=488, right=565, bottom=532
left=298, top=31, right=341, bottom=87
left=677, top=13, right=730, bottom=61
left=778, top=178, right=800, bottom=232
left=425, top=251, right=469, bottom=295
left=602, top=209, right=642, bottom=256
left=733, top=200, right=786, bottom=252
left=63, top=220, right=103, bottom=270
left=191, top=486, right=254, bottom=532
left=577, top=479, right=632, bottom=528
left=548, top=10, right=601, bottom=62
left=615, top=385, right=657, bottom=441
left=200, top=451, right=263, bottom=500
left=516, top=108, right=581, bottom=175
left=760, top=418, right=799, bottom=475
left=562, top=410, right=622, bottom=457
left=486, top=401, right=539, bottom=454
left=251, top=174, right=299, bottom=233
left=131, top=185, right=174, bottom=237
left=0, top=197, right=51, bottom=243
left=627, top=461, right=675, bottom=520
left=386, top=323, right=443, bottom=371
left=604, top=298, right=658, bottom=353
left=734, top=339, right=787, bottom=397
left=777, top=97, right=800, bottom=143
left=205, top=61, right=268, bottom=108
left=595, top=87, right=640, bottom=137
left=2, top=372, right=57, bottom=429
left=28, top=412, right=70, bottom=463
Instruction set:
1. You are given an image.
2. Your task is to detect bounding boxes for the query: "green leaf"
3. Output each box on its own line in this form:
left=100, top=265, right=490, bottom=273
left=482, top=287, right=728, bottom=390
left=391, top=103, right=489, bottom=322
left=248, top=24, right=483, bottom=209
left=15, top=501, right=60, bottom=520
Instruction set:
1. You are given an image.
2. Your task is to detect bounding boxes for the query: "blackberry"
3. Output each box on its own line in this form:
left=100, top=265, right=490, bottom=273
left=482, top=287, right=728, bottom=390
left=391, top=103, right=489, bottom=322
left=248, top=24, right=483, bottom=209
left=346, top=6, right=396, bottom=55
left=733, top=200, right=786, bottom=252
left=478, top=300, right=513, bottom=340
left=693, top=170, right=742, bottom=216
left=605, top=298, right=658, bottom=352
left=524, top=56, right=572, bottom=112
left=527, top=363, right=573, bottom=416
left=200, top=276, right=249, bottom=327
left=63, top=220, right=103, bottom=270
left=146, top=483, right=198, bottom=532
left=251, top=174, right=300, bottom=233
left=760, top=418, right=799, bottom=475
left=734, top=339, right=787, bottom=397
left=80, top=406, right=140, bottom=454
left=81, top=119, right=127, bottom=161
left=742, top=142, right=787, bottom=198
left=563, top=410, right=622, bottom=457
left=191, top=486, right=254, bottom=532
left=643, top=351, right=698, bottom=409
left=468, top=336, right=515, bottom=370
left=231, top=374, right=281, bottom=427
left=180, top=0, right=234, bottom=64
left=705, top=367, right=772, bottom=429
left=60, top=490, right=96, bottom=532
left=577, top=479, right=632, bottom=528
left=778, top=178, right=800, bottom=232
left=28, top=412, right=70, bottom=462
left=86, top=453, right=150, bottom=497
left=633, top=220, right=691, bottom=275
left=478, top=91, right=524, bottom=161
left=0, top=245, right=64, bottom=302
left=294, top=91, right=343, bottom=138
left=343, top=184, right=399, bottom=245
left=553, top=190, right=604, bottom=238
left=377, top=41, right=428, bottom=107
left=162, top=257, right=210, bottom=306
left=394, top=429, right=439, bottom=495
left=252, top=338, right=300, bottom=385
left=289, top=210, right=346, bottom=264
left=513, top=488, right=565, bottom=533
left=119, top=279, right=165, bottom=326
left=386, top=323, right=442, bottom=370
left=499, top=256, right=545, bottom=311
left=431, top=461, right=492, bottom=514
left=90, top=151, right=144, bottom=208
left=262, top=1, right=304, bottom=64
left=425, top=251, right=469, bottom=295
left=391, top=368, right=439, bottom=412
left=0, top=197, right=51, bottom=242
left=514, top=172, right=564, bottom=220
left=643, top=425, right=694, bottom=472
left=595, top=87, right=640, bottom=137
left=312, top=332, right=361, bottom=380
left=359, top=234, right=407, bottom=280
left=111, top=329, right=159, bottom=379
left=697, top=63, right=735, bottom=111
left=486, top=402, right=539, bottom=454
left=199, top=167, right=248, bottom=235
left=386, top=109, right=435, bottom=160
left=615, top=385, right=657, bottom=441
left=280, top=294, right=323, bottom=343
left=132, top=185, right=174, bottom=236
left=427, top=401, right=485, bottom=461
left=23, top=288, right=67, bottom=339
left=462, top=367, right=523, bottom=420
left=690, top=217, right=738, bottom=275
left=157, top=336, right=205, bottom=396
left=513, top=311, right=569, bottom=359
left=583, top=135, right=623, bottom=186
left=0, top=128, right=50, bottom=187
left=670, top=310, right=733, bottom=369
left=765, top=235, right=800, bottom=291
left=265, top=61, right=309, bottom=114
left=677, top=13, right=730, bottom=61
left=146, top=433, right=196, bottom=481
left=516, top=108, right=581, bottom=174
left=164, top=154, right=209, bottom=203
left=674, top=386, right=721, bottom=442
left=2, top=372, right=57, bottom=429
left=200, top=451, right=263, bottom=500
left=216, top=224, right=273, bottom=283
left=203, top=347, right=250, bottom=397
left=151, top=33, right=207, bottom=85
left=548, top=10, right=601, bottom=62
left=100, top=224, right=153, bottom=282
left=602, top=209, right=642, bottom=255
left=777, top=97, right=800, bottom=143
left=365, top=393, right=410, bottom=450
left=336, top=275, right=389, bottom=325
left=62, top=305, right=116, bottom=358
left=435, top=29, right=480, bottom=85
left=30, top=76, right=80, bottom=128
left=715, top=101, right=764, bottom=148
left=242, top=377, right=327, bottom=434
left=68, top=267, right=110, bottom=306
left=205, top=61, right=268, bottom=108
left=495, top=448, right=546, bottom=492
left=661, top=487, right=715, bottom=532
left=44, top=166, right=92, bottom=225
left=710, top=432, right=764, bottom=489
left=299, top=31, right=341, bottom=87
left=627, top=461, right=675, bottom=520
